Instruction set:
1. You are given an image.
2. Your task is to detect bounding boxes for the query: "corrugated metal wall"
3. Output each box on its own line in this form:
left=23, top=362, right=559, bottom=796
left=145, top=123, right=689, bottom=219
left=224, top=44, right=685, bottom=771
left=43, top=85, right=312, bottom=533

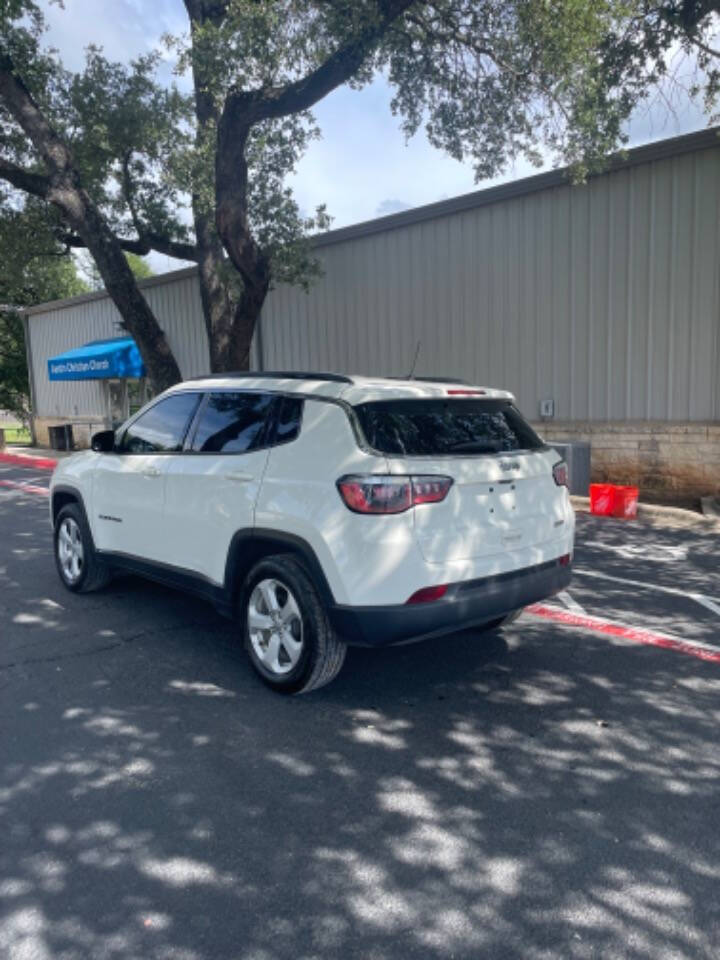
left=28, top=137, right=720, bottom=423
left=29, top=272, right=209, bottom=417
left=262, top=144, right=720, bottom=421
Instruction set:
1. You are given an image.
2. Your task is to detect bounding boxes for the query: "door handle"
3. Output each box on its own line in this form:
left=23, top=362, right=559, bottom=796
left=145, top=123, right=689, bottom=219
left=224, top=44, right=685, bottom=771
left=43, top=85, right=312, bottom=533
left=224, top=472, right=253, bottom=483
left=143, top=467, right=161, bottom=478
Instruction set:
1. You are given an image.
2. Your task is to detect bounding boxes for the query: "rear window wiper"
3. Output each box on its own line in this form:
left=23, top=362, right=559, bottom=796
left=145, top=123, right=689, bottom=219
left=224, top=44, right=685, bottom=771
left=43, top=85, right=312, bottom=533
left=446, top=440, right=502, bottom=453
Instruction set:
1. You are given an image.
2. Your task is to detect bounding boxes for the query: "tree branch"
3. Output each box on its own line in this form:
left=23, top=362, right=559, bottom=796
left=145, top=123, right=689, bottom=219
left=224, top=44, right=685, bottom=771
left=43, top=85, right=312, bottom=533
left=228, top=0, right=416, bottom=124
left=116, top=151, right=198, bottom=261
left=0, top=52, right=75, bottom=178
left=215, top=0, right=414, bottom=289
left=59, top=230, right=199, bottom=263
left=691, top=36, right=720, bottom=59
left=0, top=158, right=50, bottom=197
left=121, top=151, right=145, bottom=239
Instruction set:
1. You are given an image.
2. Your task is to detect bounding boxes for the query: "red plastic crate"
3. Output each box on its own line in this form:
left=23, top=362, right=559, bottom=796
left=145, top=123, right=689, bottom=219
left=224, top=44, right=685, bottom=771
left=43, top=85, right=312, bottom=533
left=589, top=483, right=615, bottom=516
left=612, top=485, right=639, bottom=519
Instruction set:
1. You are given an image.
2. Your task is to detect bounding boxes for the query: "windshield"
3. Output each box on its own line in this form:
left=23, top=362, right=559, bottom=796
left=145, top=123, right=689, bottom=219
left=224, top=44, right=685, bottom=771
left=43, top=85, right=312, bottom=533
left=354, top=398, right=544, bottom=457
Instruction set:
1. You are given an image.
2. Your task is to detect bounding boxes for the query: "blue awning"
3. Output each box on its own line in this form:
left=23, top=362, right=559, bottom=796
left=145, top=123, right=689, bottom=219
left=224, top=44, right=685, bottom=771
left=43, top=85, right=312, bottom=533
left=47, top=337, right=145, bottom=381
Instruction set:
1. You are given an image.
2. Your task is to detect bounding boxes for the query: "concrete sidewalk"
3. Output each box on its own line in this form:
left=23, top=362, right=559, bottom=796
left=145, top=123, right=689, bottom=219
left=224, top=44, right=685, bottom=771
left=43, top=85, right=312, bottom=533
left=571, top=494, right=720, bottom=532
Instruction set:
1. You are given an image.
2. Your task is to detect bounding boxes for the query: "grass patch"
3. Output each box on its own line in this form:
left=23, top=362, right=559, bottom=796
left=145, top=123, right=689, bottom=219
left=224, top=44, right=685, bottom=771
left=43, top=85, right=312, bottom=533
left=1, top=424, right=31, bottom=445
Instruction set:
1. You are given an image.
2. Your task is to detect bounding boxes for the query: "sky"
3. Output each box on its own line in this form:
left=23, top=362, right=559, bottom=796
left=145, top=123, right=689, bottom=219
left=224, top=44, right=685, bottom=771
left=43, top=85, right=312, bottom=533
left=40, top=0, right=711, bottom=274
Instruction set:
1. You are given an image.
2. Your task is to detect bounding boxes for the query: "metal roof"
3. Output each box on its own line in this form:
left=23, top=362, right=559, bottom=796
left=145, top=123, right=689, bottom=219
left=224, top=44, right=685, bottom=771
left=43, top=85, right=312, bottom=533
left=23, top=125, right=719, bottom=318
left=312, top=125, right=720, bottom=248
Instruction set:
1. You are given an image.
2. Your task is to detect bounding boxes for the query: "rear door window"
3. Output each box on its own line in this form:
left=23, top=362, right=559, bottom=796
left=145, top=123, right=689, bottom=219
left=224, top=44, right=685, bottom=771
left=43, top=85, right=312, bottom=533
left=355, top=399, right=544, bottom=456
left=190, top=392, right=274, bottom=454
left=273, top=397, right=304, bottom=445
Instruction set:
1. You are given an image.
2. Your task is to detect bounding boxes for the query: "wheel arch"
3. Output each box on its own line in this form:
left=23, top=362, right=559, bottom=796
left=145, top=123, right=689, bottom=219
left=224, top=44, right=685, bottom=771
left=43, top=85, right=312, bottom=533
left=224, top=530, right=336, bottom=607
left=51, top=484, right=88, bottom=526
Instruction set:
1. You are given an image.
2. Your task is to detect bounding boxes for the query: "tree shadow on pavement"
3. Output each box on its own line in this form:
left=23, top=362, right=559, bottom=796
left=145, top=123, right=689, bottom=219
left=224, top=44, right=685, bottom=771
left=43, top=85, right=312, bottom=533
left=2, top=579, right=719, bottom=960
left=1, top=496, right=719, bottom=959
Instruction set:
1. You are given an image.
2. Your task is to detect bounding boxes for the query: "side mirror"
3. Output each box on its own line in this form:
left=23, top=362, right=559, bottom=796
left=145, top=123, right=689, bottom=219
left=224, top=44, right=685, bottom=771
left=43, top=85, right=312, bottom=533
left=91, top=429, right=115, bottom=453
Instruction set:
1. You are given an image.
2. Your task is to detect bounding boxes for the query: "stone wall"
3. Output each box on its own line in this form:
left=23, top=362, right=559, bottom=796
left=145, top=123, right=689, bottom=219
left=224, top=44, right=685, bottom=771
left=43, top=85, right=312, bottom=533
left=33, top=416, right=107, bottom=451
left=535, top=421, right=720, bottom=506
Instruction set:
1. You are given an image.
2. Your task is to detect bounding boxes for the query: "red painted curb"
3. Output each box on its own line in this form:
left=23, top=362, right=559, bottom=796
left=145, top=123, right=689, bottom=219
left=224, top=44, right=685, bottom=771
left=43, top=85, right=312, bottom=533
left=527, top=603, right=720, bottom=665
left=0, top=451, right=58, bottom=471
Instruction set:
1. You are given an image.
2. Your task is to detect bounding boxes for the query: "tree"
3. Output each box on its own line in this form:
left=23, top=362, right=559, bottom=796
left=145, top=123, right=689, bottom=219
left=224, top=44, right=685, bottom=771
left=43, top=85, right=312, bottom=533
left=1, top=2, right=183, bottom=390
left=0, top=199, right=88, bottom=423
left=126, top=252, right=154, bottom=281
left=79, top=251, right=154, bottom=291
left=1, top=2, right=718, bottom=384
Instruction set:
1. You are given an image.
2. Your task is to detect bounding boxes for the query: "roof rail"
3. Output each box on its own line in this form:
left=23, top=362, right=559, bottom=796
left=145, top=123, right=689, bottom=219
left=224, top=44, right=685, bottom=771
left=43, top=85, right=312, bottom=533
left=387, top=376, right=468, bottom=384
left=185, top=370, right=353, bottom=384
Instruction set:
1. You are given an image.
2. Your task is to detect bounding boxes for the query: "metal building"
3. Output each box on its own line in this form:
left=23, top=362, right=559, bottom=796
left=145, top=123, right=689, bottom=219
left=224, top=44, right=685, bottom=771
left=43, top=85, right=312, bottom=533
left=24, top=127, right=720, bottom=499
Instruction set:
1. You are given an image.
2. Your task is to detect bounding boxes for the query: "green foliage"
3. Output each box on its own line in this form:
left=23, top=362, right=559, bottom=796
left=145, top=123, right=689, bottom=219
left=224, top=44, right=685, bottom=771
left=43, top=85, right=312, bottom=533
left=0, top=198, right=88, bottom=423
left=78, top=251, right=153, bottom=291
left=2, top=0, right=718, bottom=332
left=125, top=252, right=153, bottom=280
left=0, top=312, right=31, bottom=425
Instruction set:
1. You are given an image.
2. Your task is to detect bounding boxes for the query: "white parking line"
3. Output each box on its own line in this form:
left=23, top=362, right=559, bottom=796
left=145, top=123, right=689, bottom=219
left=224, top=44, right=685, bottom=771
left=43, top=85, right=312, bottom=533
left=558, top=590, right=586, bottom=615
left=0, top=479, right=49, bottom=496
left=574, top=568, right=720, bottom=617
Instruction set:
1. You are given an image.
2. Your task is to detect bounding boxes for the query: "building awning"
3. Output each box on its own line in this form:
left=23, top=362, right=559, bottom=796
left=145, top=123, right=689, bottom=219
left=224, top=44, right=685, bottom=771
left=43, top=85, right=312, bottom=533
left=47, top=337, right=145, bottom=381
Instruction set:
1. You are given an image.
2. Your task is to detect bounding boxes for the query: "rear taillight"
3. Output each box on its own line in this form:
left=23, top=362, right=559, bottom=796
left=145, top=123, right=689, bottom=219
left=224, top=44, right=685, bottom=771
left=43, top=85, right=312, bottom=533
left=552, top=461, right=568, bottom=487
left=411, top=476, right=454, bottom=505
left=406, top=584, right=449, bottom=604
left=336, top=475, right=453, bottom=514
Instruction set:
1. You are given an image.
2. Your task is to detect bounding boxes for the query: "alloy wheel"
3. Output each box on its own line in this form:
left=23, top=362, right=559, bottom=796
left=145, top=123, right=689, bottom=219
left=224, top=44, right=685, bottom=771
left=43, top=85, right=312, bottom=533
left=57, top=517, right=84, bottom=584
left=247, top=578, right=304, bottom=675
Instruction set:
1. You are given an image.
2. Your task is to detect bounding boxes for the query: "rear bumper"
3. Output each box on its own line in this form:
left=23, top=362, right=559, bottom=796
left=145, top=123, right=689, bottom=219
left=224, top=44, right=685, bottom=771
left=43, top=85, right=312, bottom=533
left=329, top=557, right=571, bottom=647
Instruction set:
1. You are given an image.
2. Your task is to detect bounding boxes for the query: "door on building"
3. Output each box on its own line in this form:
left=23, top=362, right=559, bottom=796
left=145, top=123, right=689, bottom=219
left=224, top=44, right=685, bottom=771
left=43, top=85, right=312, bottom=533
left=91, top=392, right=202, bottom=562
left=106, top=379, right=126, bottom=426
left=105, top=378, right=154, bottom=427
left=161, top=391, right=275, bottom=585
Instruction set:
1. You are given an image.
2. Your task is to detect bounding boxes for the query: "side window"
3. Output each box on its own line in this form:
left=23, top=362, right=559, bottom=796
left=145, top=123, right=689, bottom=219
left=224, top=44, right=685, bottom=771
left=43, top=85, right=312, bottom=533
left=274, top=397, right=303, bottom=445
left=191, top=392, right=274, bottom=454
left=117, top=393, right=201, bottom=454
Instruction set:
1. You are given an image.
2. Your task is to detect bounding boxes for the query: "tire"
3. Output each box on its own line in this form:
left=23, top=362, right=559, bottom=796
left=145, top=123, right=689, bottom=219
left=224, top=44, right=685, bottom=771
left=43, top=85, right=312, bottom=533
left=54, top=503, right=111, bottom=593
left=240, top=554, right=346, bottom=694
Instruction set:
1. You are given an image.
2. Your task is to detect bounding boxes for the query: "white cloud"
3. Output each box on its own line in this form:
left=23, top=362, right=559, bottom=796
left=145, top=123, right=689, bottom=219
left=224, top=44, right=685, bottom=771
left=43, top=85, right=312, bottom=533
left=41, top=0, right=185, bottom=69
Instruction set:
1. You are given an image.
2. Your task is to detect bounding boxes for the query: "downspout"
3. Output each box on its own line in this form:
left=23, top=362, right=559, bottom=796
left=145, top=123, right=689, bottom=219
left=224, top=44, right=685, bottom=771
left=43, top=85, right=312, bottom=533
left=255, top=310, right=265, bottom=372
left=21, top=311, right=38, bottom=446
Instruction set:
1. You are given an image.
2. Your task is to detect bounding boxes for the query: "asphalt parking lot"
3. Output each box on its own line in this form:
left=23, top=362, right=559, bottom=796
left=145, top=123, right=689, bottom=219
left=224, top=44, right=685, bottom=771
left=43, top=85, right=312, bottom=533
left=1, top=460, right=719, bottom=960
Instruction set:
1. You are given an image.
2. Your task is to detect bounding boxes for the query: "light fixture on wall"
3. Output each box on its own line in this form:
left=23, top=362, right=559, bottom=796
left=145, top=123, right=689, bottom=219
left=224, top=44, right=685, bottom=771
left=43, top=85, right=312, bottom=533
left=539, top=398, right=554, bottom=419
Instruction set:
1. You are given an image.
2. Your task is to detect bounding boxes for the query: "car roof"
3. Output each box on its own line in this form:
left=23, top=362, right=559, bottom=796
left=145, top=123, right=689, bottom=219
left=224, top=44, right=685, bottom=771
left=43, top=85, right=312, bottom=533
left=171, top=372, right=514, bottom=404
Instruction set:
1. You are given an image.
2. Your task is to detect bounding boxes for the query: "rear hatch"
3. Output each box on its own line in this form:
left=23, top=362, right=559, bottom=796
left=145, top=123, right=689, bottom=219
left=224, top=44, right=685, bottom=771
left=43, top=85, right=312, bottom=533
left=354, top=397, right=567, bottom=562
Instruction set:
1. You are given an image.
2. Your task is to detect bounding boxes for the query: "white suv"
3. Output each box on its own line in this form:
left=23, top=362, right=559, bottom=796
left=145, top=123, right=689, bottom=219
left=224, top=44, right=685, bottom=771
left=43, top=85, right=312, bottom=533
left=50, top=372, right=574, bottom=693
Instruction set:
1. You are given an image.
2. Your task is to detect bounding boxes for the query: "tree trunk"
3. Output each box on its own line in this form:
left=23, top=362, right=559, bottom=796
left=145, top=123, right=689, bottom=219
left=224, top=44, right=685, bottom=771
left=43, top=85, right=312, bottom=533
left=53, top=180, right=182, bottom=391
left=227, top=282, right=268, bottom=370
left=194, top=212, right=238, bottom=372
left=214, top=110, right=273, bottom=371
left=186, top=7, right=254, bottom=374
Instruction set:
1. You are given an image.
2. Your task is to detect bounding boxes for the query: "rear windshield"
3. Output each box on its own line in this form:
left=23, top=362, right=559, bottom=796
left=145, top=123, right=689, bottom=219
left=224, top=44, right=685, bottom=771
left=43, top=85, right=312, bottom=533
left=355, top=399, right=544, bottom=457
